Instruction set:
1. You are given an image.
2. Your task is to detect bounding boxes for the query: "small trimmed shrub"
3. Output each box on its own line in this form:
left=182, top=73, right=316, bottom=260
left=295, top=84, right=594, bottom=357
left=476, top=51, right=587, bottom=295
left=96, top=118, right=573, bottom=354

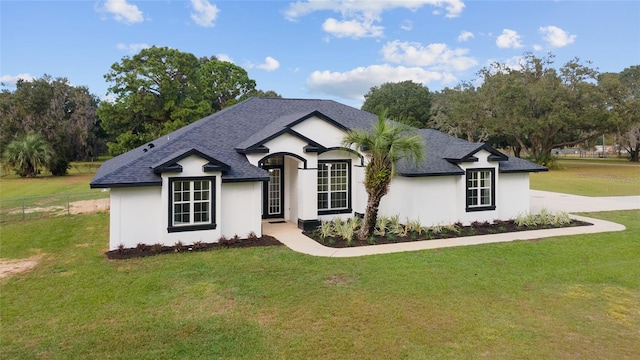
left=151, top=243, right=164, bottom=254
left=192, top=241, right=206, bottom=250
left=336, top=219, right=357, bottom=246
left=444, top=223, right=460, bottom=234
left=231, top=234, right=241, bottom=244
left=218, top=236, right=229, bottom=246
left=319, top=221, right=335, bottom=240
left=375, top=216, right=389, bottom=236
left=406, top=219, right=423, bottom=235
left=389, top=215, right=405, bottom=237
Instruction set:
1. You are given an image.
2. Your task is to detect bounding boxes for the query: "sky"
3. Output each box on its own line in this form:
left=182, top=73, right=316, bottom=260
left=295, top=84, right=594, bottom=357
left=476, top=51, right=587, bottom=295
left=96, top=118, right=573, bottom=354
left=1, top=0, right=639, bottom=108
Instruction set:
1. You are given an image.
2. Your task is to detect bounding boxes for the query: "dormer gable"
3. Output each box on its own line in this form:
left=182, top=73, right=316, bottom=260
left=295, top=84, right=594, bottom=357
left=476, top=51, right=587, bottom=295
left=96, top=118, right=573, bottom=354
left=234, top=110, right=345, bottom=154
left=443, top=143, right=508, bottom=163
left=152, top=148, right=230, bottom=174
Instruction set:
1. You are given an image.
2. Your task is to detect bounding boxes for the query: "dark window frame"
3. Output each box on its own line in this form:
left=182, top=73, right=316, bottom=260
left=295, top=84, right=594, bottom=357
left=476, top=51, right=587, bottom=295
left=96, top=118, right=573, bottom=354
left=317, top=159, right=352, bottom=215
left=168, top=176, right=217, bottom=233
left=465, top=168, right=496, bottom=212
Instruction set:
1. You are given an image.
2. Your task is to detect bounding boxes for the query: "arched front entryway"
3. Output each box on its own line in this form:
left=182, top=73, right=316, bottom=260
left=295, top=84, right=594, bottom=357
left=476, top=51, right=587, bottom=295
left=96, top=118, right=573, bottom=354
left=258, top=153, right=308, bottom=221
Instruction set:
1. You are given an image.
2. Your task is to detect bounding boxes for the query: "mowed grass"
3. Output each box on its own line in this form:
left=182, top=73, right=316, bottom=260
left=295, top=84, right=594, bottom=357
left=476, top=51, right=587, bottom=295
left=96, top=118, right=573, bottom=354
left=1, top=210, right=639, bottom=359
left=0, top=163, right=100, bottom=200
left=530, top=159, right=640, bottom=196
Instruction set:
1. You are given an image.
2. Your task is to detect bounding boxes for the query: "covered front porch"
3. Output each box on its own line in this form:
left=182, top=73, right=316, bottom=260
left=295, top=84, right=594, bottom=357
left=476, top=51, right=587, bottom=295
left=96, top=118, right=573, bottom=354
left=258, top=153, right=321, bottom=231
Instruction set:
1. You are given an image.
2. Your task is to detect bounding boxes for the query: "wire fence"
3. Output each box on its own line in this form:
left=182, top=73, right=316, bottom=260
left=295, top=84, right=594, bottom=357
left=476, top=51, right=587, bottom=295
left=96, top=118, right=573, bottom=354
left=0, top=190, right=110, bottom=223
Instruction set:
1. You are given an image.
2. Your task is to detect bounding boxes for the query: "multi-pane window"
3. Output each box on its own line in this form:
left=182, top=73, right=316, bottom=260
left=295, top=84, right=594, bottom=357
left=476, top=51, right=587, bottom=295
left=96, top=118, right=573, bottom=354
left=466, top=169, right=494, bottom=210
left=171, top=178, right=213, bottom=227
left=318, top=161, right=349, bottom=212
left=267, top=168, right=282, bottom=216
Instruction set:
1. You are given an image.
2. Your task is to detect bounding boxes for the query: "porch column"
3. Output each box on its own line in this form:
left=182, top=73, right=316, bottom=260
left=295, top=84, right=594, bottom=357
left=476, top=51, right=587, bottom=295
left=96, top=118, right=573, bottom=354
left=297, top=167, right=319, bottom=231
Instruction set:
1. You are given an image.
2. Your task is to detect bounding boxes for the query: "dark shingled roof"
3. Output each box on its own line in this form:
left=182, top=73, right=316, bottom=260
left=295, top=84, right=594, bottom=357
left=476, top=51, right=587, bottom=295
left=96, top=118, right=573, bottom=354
left=91, top=98, right=546, bottom=188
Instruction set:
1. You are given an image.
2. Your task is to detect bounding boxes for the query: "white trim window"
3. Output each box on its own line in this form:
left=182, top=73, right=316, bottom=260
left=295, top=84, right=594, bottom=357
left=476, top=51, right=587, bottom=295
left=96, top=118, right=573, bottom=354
left=466, top=169, right=495, bottom=211
left=318, top=161, right=350, bottom=214
left=169, top=177, right=216, bottom=232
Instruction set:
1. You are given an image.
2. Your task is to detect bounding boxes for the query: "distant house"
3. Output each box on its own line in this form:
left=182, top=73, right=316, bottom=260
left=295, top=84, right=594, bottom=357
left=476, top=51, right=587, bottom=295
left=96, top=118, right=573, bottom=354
left=91, top=98, right=547, bottom=250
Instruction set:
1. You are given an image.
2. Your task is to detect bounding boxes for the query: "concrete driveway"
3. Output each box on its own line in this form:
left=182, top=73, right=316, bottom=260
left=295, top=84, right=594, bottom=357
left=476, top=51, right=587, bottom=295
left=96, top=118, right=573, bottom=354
left=530, top=190, right=640, bottom=213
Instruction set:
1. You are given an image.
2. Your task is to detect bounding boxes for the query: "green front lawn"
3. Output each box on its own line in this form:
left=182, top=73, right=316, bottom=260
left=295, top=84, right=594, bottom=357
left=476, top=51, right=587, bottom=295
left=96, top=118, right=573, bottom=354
left=530, top=159, right=640, bottom=196
left=2, top=210, right=639, bottom=359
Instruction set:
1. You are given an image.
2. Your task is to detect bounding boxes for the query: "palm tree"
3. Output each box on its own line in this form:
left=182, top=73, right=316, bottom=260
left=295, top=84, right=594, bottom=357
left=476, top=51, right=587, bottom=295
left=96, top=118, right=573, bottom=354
left=343, top=112, right=424, bottom=241
left=2, top=133, right=54, bottom=177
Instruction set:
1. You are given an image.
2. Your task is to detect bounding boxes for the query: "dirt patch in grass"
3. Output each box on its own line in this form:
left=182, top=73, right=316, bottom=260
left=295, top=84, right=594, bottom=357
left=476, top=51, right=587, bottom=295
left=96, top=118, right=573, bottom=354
left=4, top=199, right=109, bottom=218
left=69, top=199, right=110, bottom=214
left=0, top=254, right=44, bottom=278
left=105, top=235, right=282, bottom=260
left=324, top=274, right=354, bottom=287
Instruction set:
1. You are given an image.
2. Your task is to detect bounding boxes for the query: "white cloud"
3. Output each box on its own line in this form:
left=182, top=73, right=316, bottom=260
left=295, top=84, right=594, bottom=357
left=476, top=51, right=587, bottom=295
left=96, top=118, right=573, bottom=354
left=216, top=54, right=234, bottom=63
left=0, top=73, right=35, bottom=87
left=539, top=25, right=576, bottom=48
left=381, top=40, right=478, bottom=71
left=322, top=17, right=383, bottom=38
left=400, top=20, right=413, bottom=31
left=103, top=0, right=143, bottom=24
left=533, top=44, right=543, bottom=51
left=191, top=0, right=219, bottom=27
left=116, top=42, right=150, bottom=53
left=284, top=0, right=464, bottom=38
left=285, top=0, right=465, bottom=21
left=457, top=31, right=474, bottom=42
left=496, top=29, right=523, bottom=49
left=256, top=57, right=281, bottom=71
left=307, top=64, right=456, bottom=101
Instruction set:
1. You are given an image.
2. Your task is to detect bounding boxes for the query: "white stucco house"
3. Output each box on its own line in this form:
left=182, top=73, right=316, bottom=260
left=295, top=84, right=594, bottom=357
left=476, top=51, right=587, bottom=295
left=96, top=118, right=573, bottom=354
left=91, top=98, right=547, bottom=250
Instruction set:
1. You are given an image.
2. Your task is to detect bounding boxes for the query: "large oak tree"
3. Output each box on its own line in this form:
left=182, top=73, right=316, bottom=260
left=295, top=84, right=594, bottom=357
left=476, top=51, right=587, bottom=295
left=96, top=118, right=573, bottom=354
left=478, top=53, right=617, bottom=164
left=361, top=80, right=432, bottom=128
left=98, top=46, right=259, bottom=155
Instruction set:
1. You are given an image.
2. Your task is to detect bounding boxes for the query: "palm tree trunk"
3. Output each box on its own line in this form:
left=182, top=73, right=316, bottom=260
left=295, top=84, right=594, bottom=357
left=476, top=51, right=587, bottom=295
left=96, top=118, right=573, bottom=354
left=357, top=184, right=388, bottom=241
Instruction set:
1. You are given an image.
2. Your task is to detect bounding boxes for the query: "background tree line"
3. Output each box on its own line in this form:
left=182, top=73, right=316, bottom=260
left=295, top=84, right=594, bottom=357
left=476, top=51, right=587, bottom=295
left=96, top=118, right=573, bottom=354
left=2, top=50, right=637, bottom=178
left=0, top=75, right=104, bottom=176
left=362, top=54, right=640, bottom=163
left=1, top=46, right=280, bottom=177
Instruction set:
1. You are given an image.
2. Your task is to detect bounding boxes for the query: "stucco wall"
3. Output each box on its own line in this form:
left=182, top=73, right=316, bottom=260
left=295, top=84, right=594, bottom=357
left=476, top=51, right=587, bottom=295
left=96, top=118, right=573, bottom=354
left=497, top=172, right=530, bottom=219
left=291, top=116, right=346, bottom=148
left=380, top=176, right=459, bottom=226
left=378, top=150, right=532, bottom=227
left=220, top=182, right=263, bottom=238
left=109, top=186, right=162, bottom=249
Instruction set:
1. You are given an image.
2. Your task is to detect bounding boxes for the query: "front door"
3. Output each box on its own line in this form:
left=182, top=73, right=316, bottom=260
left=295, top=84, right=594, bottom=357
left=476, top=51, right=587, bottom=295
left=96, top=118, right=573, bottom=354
left=263, top=165, right=284, bottom=218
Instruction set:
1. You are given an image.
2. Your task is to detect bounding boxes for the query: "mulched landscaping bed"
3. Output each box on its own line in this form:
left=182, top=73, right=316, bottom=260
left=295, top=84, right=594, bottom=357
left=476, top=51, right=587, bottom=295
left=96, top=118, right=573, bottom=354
left=107, top=219, right=593, bottom=259
left=106, top=235, right=282, bottom=260
left=303, top=219, right=593, bottom=248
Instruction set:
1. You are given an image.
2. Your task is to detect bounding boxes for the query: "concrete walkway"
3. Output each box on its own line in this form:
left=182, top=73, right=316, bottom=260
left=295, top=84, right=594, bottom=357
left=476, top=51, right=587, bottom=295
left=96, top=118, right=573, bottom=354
left=263, top=190, right=638, bottom=257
